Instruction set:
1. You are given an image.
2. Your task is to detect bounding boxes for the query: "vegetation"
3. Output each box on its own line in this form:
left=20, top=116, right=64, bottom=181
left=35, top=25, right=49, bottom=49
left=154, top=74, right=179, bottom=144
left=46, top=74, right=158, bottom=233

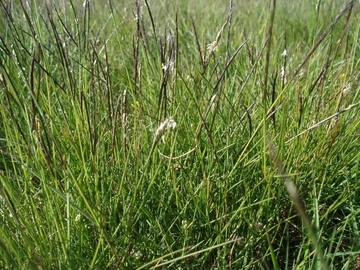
left=0, top=0, right=360, bottom=269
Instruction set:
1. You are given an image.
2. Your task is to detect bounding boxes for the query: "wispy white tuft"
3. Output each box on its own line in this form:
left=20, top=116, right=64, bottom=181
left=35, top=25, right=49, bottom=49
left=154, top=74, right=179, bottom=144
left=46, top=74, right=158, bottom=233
left=155, top=117, right=177, bottom=141
left=280, top=66, right=285, bottom=78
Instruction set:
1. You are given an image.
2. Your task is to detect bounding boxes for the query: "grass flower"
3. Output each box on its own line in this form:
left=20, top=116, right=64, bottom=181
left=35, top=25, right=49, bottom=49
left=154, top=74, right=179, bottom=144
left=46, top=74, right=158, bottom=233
left=154, top=117, right=177, bottom=141
left=206, top=22, right=227, bottom=59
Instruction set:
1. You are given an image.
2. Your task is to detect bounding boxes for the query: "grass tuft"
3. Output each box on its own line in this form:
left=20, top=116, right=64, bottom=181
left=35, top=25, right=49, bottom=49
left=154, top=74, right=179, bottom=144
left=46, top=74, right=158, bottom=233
left=0, top=0, right=360, bottom=269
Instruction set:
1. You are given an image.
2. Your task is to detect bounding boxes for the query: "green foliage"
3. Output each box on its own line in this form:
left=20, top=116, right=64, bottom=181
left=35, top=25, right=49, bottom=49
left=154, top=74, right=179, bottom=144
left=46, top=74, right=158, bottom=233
left=0, top=0, right=360, bottom=269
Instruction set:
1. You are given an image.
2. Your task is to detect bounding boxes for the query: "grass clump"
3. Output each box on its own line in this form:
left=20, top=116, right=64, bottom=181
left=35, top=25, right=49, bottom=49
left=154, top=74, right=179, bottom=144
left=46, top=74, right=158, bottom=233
left=1, top=0, right=360, bottom=269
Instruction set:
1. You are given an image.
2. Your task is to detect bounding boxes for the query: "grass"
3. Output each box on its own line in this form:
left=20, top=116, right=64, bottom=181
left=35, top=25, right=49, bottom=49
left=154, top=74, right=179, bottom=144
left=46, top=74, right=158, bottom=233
left=0, top=0, right=360, bottom=269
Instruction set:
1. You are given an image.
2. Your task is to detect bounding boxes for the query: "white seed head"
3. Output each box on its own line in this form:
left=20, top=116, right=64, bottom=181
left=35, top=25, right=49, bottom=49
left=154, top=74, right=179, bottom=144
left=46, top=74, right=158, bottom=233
left=155, top=117, right=177, bottom=140
left=280, top=66, right=285, bottom=78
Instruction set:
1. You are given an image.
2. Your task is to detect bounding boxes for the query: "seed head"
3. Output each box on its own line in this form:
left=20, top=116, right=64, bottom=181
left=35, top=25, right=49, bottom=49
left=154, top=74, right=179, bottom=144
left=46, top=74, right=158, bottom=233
left=155, top=117, right=177, bottom=141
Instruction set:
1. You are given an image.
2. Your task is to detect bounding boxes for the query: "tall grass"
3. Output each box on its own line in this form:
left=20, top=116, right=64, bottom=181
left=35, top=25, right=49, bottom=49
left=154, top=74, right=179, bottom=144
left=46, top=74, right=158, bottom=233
left=0, top=0, right=360, bottom=269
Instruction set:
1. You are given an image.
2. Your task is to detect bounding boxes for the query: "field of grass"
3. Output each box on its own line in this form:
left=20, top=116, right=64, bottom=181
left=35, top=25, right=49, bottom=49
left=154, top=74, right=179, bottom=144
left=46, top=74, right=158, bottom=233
left=1, top=0, right=360, bottom=269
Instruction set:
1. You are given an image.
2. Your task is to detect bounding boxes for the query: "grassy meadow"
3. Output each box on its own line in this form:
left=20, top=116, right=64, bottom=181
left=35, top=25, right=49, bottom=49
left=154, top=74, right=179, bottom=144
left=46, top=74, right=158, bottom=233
left=1, top=0, right=360, bottom=269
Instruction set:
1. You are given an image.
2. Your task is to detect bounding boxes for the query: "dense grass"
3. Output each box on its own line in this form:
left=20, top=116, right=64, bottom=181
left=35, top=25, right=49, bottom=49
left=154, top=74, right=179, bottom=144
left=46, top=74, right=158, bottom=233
left=1, top=0, right=360, bottom=269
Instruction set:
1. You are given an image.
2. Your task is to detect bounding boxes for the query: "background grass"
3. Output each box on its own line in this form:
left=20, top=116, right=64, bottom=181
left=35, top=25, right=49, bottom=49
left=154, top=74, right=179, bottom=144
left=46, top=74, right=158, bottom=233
left=1, top=0, right=360, bottom=269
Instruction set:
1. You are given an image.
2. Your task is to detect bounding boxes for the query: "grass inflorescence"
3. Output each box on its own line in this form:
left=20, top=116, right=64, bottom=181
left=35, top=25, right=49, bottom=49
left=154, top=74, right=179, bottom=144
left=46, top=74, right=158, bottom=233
left=1, top=0, right=360, bottom=269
